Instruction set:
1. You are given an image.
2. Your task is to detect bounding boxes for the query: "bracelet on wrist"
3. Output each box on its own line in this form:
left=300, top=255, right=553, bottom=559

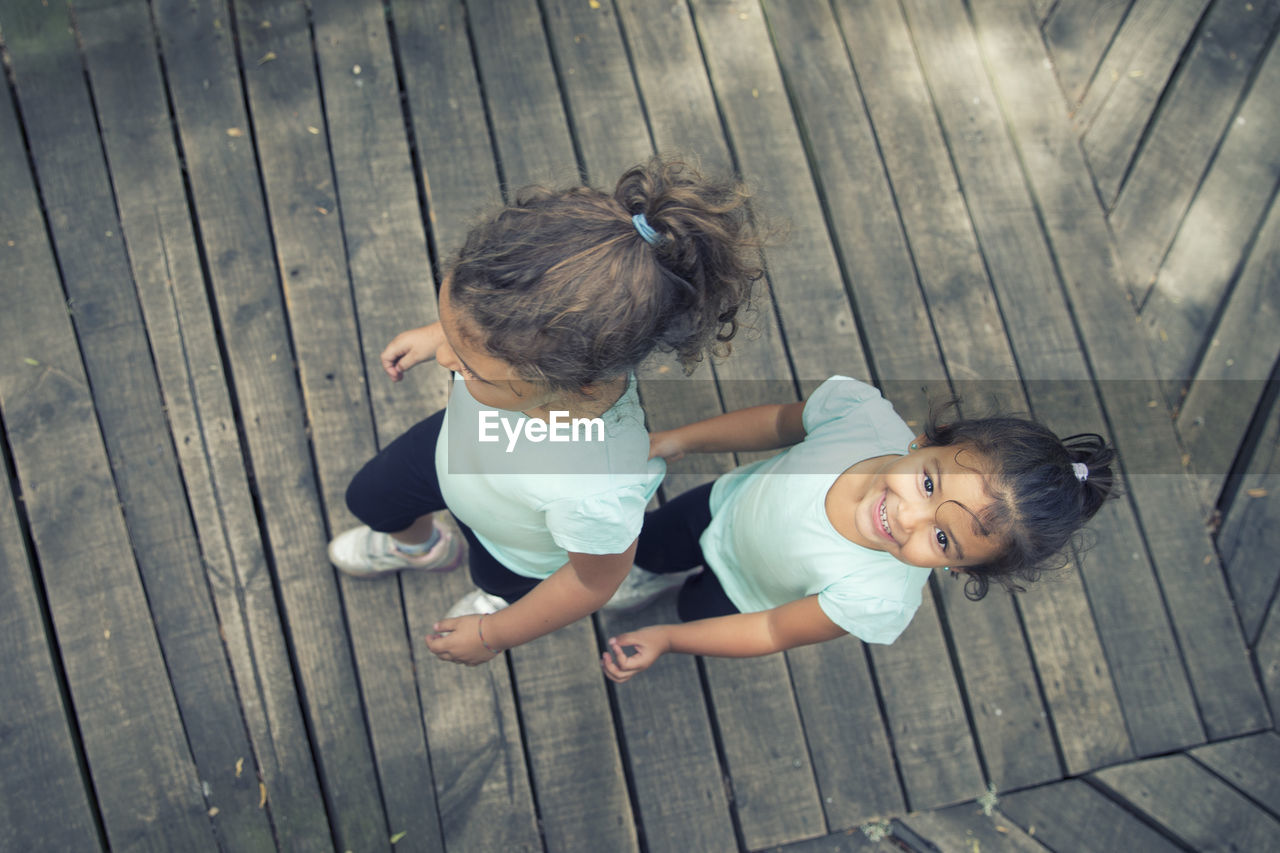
left=477, top=614, right=500, bottom=655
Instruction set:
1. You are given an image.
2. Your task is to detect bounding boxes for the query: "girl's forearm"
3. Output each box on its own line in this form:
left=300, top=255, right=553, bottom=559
left=668, top=400, right=807, bottom=455
left=481, top=549, right=633, bottom=650
left=649, top=597, right=846, bottom=659
left=659, top=612, right=785, bottom=657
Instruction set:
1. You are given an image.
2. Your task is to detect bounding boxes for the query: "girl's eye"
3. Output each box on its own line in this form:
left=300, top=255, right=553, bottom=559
left=935, top=528, right=949, bottom=552
left=923, top=472, right=934, bottom=497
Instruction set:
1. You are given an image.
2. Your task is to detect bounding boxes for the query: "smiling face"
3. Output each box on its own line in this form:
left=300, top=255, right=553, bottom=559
left=436, top=275, right=554, bottom=414
left=833, top=441, right=1006, bottom=569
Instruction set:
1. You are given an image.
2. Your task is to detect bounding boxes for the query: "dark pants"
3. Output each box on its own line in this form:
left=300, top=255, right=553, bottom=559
left=635, top=482, right=740, bottom=621
left=344, top=409, right=539, bottom=602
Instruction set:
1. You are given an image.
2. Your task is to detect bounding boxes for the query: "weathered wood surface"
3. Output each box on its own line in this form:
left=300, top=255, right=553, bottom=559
left=1, top=0, right=1275, bottom=850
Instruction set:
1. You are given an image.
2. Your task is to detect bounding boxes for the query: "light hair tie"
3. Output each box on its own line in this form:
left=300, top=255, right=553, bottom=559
left=1072, top=462, right=1089, bottom=483
left=632, top=212, right=661, bottom=246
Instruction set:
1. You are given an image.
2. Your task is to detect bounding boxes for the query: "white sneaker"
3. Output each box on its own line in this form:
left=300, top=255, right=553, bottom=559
left=328, top=524, right=464, bottom=577
left=603, top=566, right=698, bottom=612
left=444, top=588, right=510, bottom=619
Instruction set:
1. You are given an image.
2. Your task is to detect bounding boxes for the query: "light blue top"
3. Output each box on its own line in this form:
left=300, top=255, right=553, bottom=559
left=437, top=374, right=665, bottom=579
left=700, top=376, right=932, bottom=644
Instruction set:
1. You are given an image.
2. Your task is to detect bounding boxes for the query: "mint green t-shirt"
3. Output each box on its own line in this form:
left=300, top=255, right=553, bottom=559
left=700, top=376, right=931, bottom=644
left=437, top=374, right=665, bottom=579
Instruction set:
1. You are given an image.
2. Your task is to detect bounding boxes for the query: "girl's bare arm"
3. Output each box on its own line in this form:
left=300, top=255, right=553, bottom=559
left=649, top=399, right=807, bottom=461
left=601, top=595, right=847, bottom=683
left=425, top=544, right=636, bottom=664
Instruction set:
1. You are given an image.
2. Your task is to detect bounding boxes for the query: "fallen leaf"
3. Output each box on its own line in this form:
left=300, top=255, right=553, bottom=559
left=307, top=126, right=320, bottom=134
left=226, top=127, right=244, bottom=137
left=208, top=806, right=220, bottom=818
left=235, top=758, right=244, bottom=778
left=259, top=782, right=267, bottom=808
left=390, top=831, right=407, bottom=844
left=258, top=51, right=277, bottom=65
left=23, top=357, right=39, bottom=366
left=589, top=0, right=600, bottom=8
left=1247, top=488, right=1268, bottom=498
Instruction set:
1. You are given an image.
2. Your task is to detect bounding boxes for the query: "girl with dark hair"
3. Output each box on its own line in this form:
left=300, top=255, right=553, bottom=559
left=328, top=157, right=764, bottom=666
left=600, top=375, right=1116, bottom=683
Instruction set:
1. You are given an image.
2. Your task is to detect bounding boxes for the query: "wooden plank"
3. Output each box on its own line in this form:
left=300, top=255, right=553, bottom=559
left=688, top=0, right=866, bottom=393
left=599, top=600, right=736, bottom=853
left=1258, top=598, right=1280, bottom=725
left=1076, top=0, right=1214, bottom=207
left=307, top=2, right=457, bottom=849
left=1176, top=191, right=1280, bottom=510
left=701, top=655, right=827, bottom=847
left=1138, top=31, right=1280, bottom=379
left=1010, top=556, right=1131, bottom=774
left=1093, top=754, right=1280, bottom=850
left=961, top=0, right=1198, bottom=758
left=971, top=0, right=1269, bottom=742
left=386, top=3, right=542, bottom=849
left=998, top=779, right=1183, bottom=853
left=229, top=3, right=410, bottom=849
left=862, top=594, right=985, bottom=811
left=1214, top=380, right=1280, bottom=644
left=0, top=8, right=213, bottom=846
left=759, top=0, right=946, bottom=415
left=0, top=422, right=100, bottom=850
left=786, top=638, right=905, bottom=828
left=900, top=800, right=1051, bottom=853
left=1042, top=0, right=1133, bottom=108
left=74, top=2, right=330, bottom=846
left=151, top=0, right=388, bottom=848
left=1111, top=0, right=1280, bottom=296
left=1191, top=733, right=1280, bottom=816
left=10, top=0, right=282, bottom=845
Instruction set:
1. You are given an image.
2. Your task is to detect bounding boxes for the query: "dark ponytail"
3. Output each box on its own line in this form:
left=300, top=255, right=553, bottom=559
left=925, top=405, right=1119, bottom=600
left=446, top=156, right=764, bottom=394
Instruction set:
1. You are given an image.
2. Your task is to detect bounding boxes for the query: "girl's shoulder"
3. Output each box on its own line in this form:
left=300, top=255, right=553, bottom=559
left=802, top=375, right=913, bottom=453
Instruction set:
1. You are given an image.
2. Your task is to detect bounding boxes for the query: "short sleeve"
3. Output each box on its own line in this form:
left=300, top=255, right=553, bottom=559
left=543, top=458, right=665, bottom=555
left=801, top=375, right=913, bottom=454
left=816, top=584, right=921, bottom=645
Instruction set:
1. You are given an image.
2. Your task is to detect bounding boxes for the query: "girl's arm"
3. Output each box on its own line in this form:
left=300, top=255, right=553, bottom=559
left=425, top=543, right=636, bottom=664
left=601, top=595, right=847, bottom=683
left=650, top=399, right=807, bottom=461
left=380, top=322, right=445, bottom=381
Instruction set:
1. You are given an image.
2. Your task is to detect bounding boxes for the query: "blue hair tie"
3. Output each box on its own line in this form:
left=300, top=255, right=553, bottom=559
left=632, top=212, right=661, bottom=246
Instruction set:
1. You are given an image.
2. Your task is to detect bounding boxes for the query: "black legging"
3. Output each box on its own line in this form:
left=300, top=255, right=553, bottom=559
left=344, top=409, right=539, bottom=603
left=635, top=482, right=740, bottom=621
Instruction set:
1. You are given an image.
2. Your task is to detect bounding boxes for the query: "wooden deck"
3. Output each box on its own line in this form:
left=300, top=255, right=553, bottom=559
left=1, top=1, right=1278, bottom=850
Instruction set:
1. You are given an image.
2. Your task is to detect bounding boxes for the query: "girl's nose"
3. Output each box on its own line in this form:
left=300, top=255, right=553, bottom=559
left=436, top=341, right=461, bottom=373
left=896, top=497, right=931, bottom=531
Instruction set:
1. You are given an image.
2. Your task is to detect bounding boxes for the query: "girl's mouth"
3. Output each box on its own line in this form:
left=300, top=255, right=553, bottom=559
left=877, top=493, right=893, bottom=542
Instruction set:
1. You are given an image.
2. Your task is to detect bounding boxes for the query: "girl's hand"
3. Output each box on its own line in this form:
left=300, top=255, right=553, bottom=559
left=601, top=628, right=672, bottom=683
left=648, top=430, right=688, bottom=463
left=381, top=323, right=445, bottom=381
left=425, top=615, right=499, bottom=666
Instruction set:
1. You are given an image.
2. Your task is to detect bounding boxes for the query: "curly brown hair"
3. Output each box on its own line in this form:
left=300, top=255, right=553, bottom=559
left=445, top=157, right=765, bottom=394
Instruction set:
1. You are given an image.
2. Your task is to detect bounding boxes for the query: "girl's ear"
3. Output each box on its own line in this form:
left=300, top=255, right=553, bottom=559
left=909, top=433, right=928, bottom=452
